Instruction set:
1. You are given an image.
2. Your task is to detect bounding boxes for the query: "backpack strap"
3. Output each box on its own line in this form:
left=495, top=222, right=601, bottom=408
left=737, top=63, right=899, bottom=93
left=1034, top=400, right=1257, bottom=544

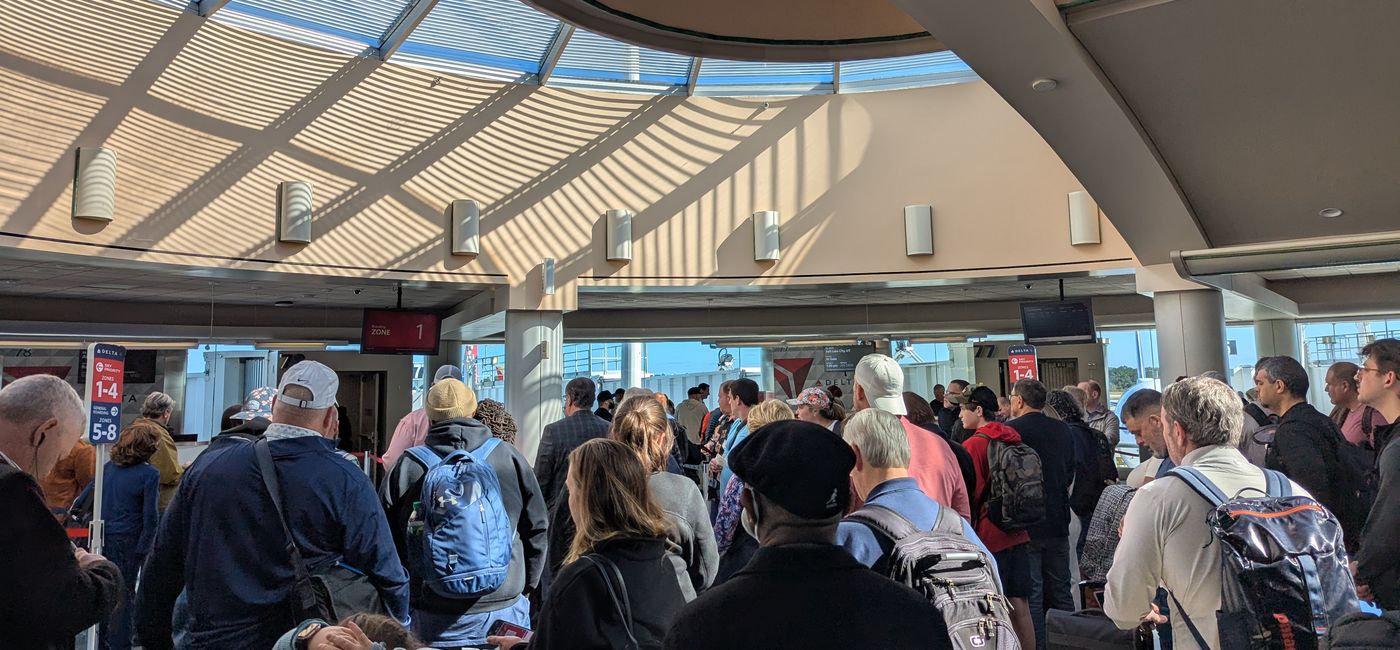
left=1263, top=468, right=1292, bottom=498
left=929, top=503, right=964, bottom=537
left=1167, top=590, right=1210, bottom=650
left=1166, top=466, right=1229, bottom=508
left=846, top=504, right=920, bottom=543
left=404, top=446, right=443, bottom=471
left=466, top=437, right=502, bottom=465
left=254, top=438, right=321, bottom=621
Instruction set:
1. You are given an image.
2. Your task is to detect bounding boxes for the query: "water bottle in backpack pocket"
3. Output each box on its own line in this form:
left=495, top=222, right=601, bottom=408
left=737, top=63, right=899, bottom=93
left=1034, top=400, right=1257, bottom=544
left=846, top=504, right=1020, bottom=650
left=405, top=440, right=513, bottom=599
left=1167, top=466, right=1359, bottom=650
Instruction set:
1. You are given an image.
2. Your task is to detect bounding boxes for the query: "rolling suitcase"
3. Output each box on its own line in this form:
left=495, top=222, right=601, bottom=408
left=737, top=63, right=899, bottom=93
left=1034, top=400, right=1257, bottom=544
left=1047, top=608, right=1155, bottom=650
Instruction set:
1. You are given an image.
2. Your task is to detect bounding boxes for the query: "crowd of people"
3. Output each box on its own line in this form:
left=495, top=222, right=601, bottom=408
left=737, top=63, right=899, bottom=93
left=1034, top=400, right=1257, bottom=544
left=4, top=343, right=1400, bottom=649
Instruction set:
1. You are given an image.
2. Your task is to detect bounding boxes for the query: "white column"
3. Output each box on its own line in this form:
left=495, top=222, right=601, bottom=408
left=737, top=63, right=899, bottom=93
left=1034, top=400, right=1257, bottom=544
left=504, top=310, right=563, bottom=463
left=622, top=342, right=644, bottom=388
left=1154, top=289, right=1228, bottom=383
left=1254, top=318, right=1300, bottom=360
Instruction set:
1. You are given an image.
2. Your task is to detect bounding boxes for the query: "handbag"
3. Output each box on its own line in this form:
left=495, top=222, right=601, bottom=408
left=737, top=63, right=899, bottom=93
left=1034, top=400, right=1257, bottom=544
left=255, top=438, right=385, bottom=622
left=582, top=553, right=645, bottom=650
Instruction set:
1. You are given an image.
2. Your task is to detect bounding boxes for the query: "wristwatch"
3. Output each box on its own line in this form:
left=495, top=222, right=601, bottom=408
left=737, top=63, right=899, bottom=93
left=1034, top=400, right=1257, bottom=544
left=294, top=621, right=327, bottom=650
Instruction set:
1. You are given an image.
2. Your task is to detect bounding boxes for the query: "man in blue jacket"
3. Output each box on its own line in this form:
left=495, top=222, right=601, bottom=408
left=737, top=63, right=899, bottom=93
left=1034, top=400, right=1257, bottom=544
left=137, top=361, right=409, bottom=650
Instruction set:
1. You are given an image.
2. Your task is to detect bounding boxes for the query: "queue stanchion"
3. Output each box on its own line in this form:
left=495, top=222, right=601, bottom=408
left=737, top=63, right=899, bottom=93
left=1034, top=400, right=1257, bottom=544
left=81, top=343, right=126, bottom=650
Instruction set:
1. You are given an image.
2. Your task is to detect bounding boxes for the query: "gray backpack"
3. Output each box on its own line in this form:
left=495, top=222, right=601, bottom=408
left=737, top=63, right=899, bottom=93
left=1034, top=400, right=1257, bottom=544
left=847, top=504, right=1018, bottom=650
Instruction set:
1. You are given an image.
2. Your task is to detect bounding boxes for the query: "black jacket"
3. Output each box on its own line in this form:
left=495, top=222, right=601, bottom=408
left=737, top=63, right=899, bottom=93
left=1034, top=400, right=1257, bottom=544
left=534, top=410, right=611, bottom=511
left=549, top=472, right=719, bottom=594
left=1266, top=402, right=1343, bottom=518
left=1008, top=411, right=1077, bottom=540
left=528, top=537, right=692, bottom=649
left=1358, top=423, right=1400, bottom=609
left=664, top=544, right=950, bottom=650
left=380, top=418, right=548, bottom=613
left=0, top=460, right=123, bottom=649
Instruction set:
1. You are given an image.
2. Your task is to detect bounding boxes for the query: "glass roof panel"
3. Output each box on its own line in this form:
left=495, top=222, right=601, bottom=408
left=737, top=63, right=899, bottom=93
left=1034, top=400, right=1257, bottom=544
left=397, top=0, right=560, bottom=79
left=840, top=51, right=978, bottom=92
left=551, top=29, right=691, bottom=87
left=697, top=60, right=835, bottom=86
left=226, top=0, right=411, bottom=46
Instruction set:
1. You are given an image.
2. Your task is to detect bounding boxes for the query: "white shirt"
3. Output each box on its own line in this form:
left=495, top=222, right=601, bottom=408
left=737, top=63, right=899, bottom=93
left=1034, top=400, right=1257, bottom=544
left=1104, top=444, right=1309, bottom=650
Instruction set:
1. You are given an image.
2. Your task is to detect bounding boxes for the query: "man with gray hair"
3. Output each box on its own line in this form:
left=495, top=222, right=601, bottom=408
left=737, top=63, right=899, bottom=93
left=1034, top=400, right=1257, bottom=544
left=1105, top=376, right=1309, bottom=649
left=1077, top=379, right=1122, bottom=447
left=119, top=390, right=182, bottom=509
left=0, top=374, right=125, bottom=648
left=383, top=364, right=463, bottom=468
left=836, top=408, right=991, bottom=571
left=137, top=361, right=409, bottom=650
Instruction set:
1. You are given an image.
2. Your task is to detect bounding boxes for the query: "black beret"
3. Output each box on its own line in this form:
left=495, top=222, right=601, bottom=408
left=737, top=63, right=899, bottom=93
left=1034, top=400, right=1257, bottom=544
left=730, top=419, right=855, bottom=519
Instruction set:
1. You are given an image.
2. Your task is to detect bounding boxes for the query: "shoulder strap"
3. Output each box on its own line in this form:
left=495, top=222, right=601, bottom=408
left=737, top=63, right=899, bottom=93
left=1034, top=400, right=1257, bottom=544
left=583, top=554, right=639, bottom=650
left=1263, top=468, right=1292, bottom=498
left=1167, top=590, right=1209, bottom=650
left=404, top=446, right=443, bottom=470
left=467, top=437, right=502, bottom=464
left=1363, top=406, right=1377, bottom=436
left=929, top=503, right=964, bottom=536
left=1166, top=466, right=1229, bottom=508
left=846, top=504, right=920, bottom=542
left=254, top=439, right=319, bottom=619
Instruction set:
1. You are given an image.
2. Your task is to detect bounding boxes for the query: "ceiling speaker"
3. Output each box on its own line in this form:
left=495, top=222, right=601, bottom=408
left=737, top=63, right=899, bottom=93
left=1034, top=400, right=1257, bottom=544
left=1068, top=191, right=1101, bottom=246
left=450, top=199, right=481, bottom=256
left=904, top=204, right=933, bottom=256
left=277, top=181, right=313, bottom=244
left=605, top=209, right=632, bottom=262
left=73, top=147, right=117, bottom=222
left=753, top=210, right=781, bottom=262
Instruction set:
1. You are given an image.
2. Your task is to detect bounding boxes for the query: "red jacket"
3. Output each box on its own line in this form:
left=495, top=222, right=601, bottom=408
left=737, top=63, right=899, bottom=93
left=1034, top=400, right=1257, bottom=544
left=963, top=421, right=1032, bottom=554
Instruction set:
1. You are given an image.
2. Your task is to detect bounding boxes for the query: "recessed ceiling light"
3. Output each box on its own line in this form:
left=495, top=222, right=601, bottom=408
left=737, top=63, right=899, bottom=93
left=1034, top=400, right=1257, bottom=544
left=1319, top=207, right=1344, bottom=218
left=274, top=300, right=295, bottom=307
left=0, top=279, right=17, bottom=285
left=1031, top=78, right=1059, bottom=92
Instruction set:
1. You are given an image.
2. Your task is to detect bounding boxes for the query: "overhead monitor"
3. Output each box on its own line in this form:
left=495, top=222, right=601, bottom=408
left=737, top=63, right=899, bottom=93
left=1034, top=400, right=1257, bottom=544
left=1020, top=299, right=1096, bottom=345
left=361, top=309, right=442, bottom=355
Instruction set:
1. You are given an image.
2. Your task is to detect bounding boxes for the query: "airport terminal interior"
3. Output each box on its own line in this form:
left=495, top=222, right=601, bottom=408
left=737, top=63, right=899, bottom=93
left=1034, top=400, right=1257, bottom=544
left=4, top=0, right=1400, bottom=649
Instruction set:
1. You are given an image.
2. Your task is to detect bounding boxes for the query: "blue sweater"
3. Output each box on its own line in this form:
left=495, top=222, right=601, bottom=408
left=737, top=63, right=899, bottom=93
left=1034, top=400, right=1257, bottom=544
left=135, top=435, right=409, bottom=650
left=718, top=420, right=750, bottom=492
left=77, top=462, right=158, bottom=553
left=836, top=478, right=996, bottom=576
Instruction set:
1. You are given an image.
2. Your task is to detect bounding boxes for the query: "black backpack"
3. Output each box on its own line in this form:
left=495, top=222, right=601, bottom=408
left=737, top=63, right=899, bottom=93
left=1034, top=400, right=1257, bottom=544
left=1070, top=422, right=1117, bottom=516
left=846, top=504, right=1017, bottom=650
left=1323, top=611, right=1400, bottom=650
left=1168, top=466, right=1359, bottom=649
left=974, top=433, right=1046, bottom=531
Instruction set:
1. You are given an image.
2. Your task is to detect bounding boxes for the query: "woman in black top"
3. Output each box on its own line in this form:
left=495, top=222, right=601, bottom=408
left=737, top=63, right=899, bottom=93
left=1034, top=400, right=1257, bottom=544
left=489, top=439, right=691, bottom=649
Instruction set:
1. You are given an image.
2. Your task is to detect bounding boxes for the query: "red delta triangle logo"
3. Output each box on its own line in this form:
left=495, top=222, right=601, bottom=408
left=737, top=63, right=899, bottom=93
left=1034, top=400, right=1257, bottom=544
left=773, top=358, right=814, bottom=398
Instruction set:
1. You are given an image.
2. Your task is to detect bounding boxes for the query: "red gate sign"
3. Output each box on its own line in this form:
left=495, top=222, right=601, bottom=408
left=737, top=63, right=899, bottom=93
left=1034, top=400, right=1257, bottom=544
left=86, top=343, right=126, bottom=444
left=1008, top=344, right=1038, bottom=382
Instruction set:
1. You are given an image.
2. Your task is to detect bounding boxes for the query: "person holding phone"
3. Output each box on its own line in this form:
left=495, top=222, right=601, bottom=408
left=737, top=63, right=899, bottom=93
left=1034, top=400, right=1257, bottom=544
left=488, top=439, right=693, bottom=649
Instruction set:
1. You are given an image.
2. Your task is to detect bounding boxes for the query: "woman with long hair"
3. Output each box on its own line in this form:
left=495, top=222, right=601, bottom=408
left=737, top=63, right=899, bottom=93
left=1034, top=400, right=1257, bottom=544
left=78, top=425, right=162, bottom=650
left=547, top=397, right=718, bottom=593
left=490, top=439, right=692, bottom=649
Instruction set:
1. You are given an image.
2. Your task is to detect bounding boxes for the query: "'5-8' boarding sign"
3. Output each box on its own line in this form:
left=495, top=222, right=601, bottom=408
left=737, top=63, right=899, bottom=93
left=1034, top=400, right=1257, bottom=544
left=86, top=343, right=127, bottom=444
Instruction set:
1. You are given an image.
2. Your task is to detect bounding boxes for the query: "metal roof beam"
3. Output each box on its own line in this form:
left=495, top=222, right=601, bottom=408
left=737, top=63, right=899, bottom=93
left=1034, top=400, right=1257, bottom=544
left=832, top=62, right=841, bottom=94
left=195, top=0, right=231, bottom=17
left=378, top=0, right=438, bottom=61
left=536, top=24, right=575, bottom=85
left=685, top=57, right=702, bottom=96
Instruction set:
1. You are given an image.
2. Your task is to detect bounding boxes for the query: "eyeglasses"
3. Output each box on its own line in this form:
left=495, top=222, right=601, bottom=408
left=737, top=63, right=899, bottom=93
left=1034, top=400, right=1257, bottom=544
left=1357, top=366, right=1386, bottom=376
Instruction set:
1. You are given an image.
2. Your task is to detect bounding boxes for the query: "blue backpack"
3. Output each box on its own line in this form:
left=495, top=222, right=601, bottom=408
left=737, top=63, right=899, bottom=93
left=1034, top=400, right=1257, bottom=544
left=405, top=440, right=512, bottom=599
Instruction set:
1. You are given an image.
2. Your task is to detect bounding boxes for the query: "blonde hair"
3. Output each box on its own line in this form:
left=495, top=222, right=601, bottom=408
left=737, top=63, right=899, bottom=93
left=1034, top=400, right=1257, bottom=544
left=609, top=396, right=672, bottom=473
left=747, top=399, right=794, bottom=431
left=566, top=439, right=669, bottom=564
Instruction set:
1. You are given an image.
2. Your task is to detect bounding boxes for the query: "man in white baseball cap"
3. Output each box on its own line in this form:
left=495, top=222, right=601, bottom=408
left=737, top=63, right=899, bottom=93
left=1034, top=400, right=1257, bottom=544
left=137, top=360, right=410, bottom=649
left=852, top=354, right=970, bottom=519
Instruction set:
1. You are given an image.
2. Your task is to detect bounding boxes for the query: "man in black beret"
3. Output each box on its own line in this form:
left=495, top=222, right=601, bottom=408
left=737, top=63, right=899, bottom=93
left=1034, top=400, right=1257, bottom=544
left=664, top=420, right=952, bottom=650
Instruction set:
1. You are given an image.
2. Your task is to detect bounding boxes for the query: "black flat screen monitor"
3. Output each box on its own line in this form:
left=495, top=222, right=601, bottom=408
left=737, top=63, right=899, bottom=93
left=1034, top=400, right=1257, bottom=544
left=1020, top=300, right=1096, bottom=345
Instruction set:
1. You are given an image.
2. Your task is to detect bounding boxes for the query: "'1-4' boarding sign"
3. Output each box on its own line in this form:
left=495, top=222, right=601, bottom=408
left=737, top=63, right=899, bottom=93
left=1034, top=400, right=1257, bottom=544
left=86, top=343, right=127, bottom=444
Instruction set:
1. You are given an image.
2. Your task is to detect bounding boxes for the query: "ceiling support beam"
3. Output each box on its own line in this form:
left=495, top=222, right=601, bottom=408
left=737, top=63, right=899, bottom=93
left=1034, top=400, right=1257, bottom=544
left=536, top=24, right=575, bottom=86
left=194, top=0, right=231, bottom=17
left=378, top=0, right=439, bottom=61
left=832, top=61, right=841, bottom=94
left=685, top=57, right=702, bottom=96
